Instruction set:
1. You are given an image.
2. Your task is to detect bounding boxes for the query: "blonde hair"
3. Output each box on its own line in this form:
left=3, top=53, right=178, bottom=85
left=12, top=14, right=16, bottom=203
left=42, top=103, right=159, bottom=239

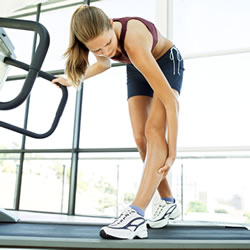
left=64, top=5, right=112, bottom=87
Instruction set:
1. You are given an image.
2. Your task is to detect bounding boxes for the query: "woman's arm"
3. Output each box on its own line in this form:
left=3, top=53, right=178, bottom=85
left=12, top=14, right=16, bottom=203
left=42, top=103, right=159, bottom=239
left=84, top=55, right=111, bottom=80
left=52, top=55, right=111, bottom=86
left=125, top=29, right=179, bottom=167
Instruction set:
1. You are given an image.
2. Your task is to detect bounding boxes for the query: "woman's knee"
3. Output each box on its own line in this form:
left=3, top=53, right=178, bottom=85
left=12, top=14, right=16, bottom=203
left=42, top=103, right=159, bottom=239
left=134, top=133, right=147, bottom=151
left=145, top=121, right=165, bottom=141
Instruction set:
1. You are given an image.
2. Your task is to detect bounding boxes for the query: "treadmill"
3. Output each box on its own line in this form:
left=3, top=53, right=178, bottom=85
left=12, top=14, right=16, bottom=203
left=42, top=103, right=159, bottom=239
left=0, top=12, right=250, bottom=250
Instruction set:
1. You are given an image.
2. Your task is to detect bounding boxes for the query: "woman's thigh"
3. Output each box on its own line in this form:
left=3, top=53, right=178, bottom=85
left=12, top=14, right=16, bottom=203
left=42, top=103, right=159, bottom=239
left=128, top=95, right=152, bottom=138
left=145, top=94, right=167, bottom=137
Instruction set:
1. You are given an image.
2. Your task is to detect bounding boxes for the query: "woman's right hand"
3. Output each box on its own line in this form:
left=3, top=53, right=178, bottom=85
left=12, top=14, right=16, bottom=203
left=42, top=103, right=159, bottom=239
left=52, top=76, right=72, bottom=87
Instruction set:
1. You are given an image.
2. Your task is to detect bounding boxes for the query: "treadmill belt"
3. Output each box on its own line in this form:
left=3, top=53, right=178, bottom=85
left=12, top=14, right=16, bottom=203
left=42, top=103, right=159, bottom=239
left=0, top=222, right=250, bottom=240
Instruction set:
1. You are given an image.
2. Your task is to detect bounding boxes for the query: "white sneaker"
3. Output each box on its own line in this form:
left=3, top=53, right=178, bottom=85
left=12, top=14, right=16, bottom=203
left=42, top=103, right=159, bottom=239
left=100, top=207, right=148, bottom=239
left=147, top=200, right=180, bottom=228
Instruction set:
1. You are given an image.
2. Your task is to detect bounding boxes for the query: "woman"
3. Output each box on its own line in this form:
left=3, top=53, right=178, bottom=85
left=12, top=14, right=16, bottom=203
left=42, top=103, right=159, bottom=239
left=53, top=4, right=184, bottom=239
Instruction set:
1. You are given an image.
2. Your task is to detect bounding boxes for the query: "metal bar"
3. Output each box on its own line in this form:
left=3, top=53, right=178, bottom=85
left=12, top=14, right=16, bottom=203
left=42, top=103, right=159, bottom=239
left=181, top=163, right=184, bottom=221
left=14, top=4, right=42, bottom=211
left=3, top=155, right=250, bottom=161
left=13, top=97, right=30, bottom=209
left=85, top=0, right=91, bottom=6
left=3, top=154, right=250, bottom=161
left=1, top=146, right=250, bottom=155
left=61, top=164, right=66, bottom=213
left=68, top=82, right=84, bottom=215
left=6, top=69, right=65, bottom=82
left=116, top=164, right=119, bottom=217
left=0, top=18, right=50, bottom=110
left=111, top=62, right=125, bottom=67
left=4, top=154, right=250, bottom=160
left=6, top=63, right=124, bottom=82
left=8, top=0, right=100, bottom=19
left=166, top=0, right=174, bottom=40
left=2, top=152, right=250, bottom=161
left=2, top=58, right=68, bottom=138
left=78, top=148, right=138, bottom=153
left=178, top=146, right=250, bottom=152
left=0, top=148, right=138, bottom=154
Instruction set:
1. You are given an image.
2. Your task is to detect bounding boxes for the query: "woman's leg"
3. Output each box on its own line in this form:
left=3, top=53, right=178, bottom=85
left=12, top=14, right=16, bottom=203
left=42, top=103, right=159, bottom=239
left=128, top=95, right=151, bottom=161
left=131, top=94, right=171, bottom=210
left=99, top=96, right=153, bottom=239
left=128, top=95, right=173, bottom=199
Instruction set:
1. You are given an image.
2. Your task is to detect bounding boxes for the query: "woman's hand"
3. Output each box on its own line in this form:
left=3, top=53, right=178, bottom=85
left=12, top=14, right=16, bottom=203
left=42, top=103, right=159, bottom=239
left=158, top=156, right=176, bottom=177
left=52, top=76, right=71, bottom=87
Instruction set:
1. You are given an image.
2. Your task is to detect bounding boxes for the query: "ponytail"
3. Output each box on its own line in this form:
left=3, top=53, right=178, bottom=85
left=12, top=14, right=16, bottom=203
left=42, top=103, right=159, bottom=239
left=64, top=31, right=89, bottom=88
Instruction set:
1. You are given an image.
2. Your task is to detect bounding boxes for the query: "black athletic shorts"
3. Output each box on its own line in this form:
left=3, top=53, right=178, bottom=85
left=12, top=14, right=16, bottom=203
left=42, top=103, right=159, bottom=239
left=126, top=46, right=184, bottom=99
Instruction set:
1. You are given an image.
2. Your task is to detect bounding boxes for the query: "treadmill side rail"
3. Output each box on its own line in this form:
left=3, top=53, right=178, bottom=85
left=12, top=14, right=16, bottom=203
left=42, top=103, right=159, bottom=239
left=0, top=208, right=20, bottom=222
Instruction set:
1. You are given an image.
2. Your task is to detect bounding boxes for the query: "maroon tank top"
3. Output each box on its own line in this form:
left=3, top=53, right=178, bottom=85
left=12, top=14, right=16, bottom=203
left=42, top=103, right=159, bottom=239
left=111, top=17, right=158, bottom=64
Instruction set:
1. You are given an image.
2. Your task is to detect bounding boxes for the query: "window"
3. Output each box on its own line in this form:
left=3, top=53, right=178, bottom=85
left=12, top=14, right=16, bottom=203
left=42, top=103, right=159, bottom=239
left=25, top=78, right=76, bottom=149
left=20, top=153, right=71, bottom=213
left=178, top=53, right=250, bottom=147
left=0, top=154, right=19, bottom=208
left=0, top=80, right=26, bottom=149
left=80, top=66, right=136, bottom=148
left=76, top=152, right=142, bottom=217
left=173, top=0, right=250, bottom=54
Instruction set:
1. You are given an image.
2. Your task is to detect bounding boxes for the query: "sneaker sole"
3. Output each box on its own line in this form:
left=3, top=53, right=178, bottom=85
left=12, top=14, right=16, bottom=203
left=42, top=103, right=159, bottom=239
left=169, top=208, right=181, bottom=220
left=100, top=229, right=148, bottom=240
left=147, top=217, right=169, bottom=229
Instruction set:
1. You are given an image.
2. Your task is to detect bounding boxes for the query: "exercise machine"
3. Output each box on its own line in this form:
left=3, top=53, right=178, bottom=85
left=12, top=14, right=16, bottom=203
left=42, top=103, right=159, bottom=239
left=0, top=18, right=68, bottom=138
left=0, top=17, right=68, bottom=223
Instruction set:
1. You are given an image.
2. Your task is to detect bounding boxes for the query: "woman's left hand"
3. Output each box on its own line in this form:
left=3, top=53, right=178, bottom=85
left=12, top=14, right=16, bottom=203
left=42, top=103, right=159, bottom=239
left=158, top=156, right=175, bottom=176
left=52, top=76, right=72, bottom=87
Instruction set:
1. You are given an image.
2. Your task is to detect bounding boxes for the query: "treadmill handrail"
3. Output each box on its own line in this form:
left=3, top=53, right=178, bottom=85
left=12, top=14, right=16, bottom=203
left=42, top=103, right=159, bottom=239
left=0, top=18, right=50, bottom=110
left=0, top=57, right=68, bottom=139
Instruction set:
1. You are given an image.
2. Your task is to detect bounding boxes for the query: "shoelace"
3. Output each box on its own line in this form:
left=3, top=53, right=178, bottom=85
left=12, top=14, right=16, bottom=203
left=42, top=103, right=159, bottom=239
left=111, top=209, right=134, bottom=226
left=153, top=203, right=164, bottom=218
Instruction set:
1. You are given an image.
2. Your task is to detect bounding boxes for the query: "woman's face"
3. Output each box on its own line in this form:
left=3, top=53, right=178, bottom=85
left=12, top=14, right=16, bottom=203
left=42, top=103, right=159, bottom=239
left=85, top=28, right=118, bottom=58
